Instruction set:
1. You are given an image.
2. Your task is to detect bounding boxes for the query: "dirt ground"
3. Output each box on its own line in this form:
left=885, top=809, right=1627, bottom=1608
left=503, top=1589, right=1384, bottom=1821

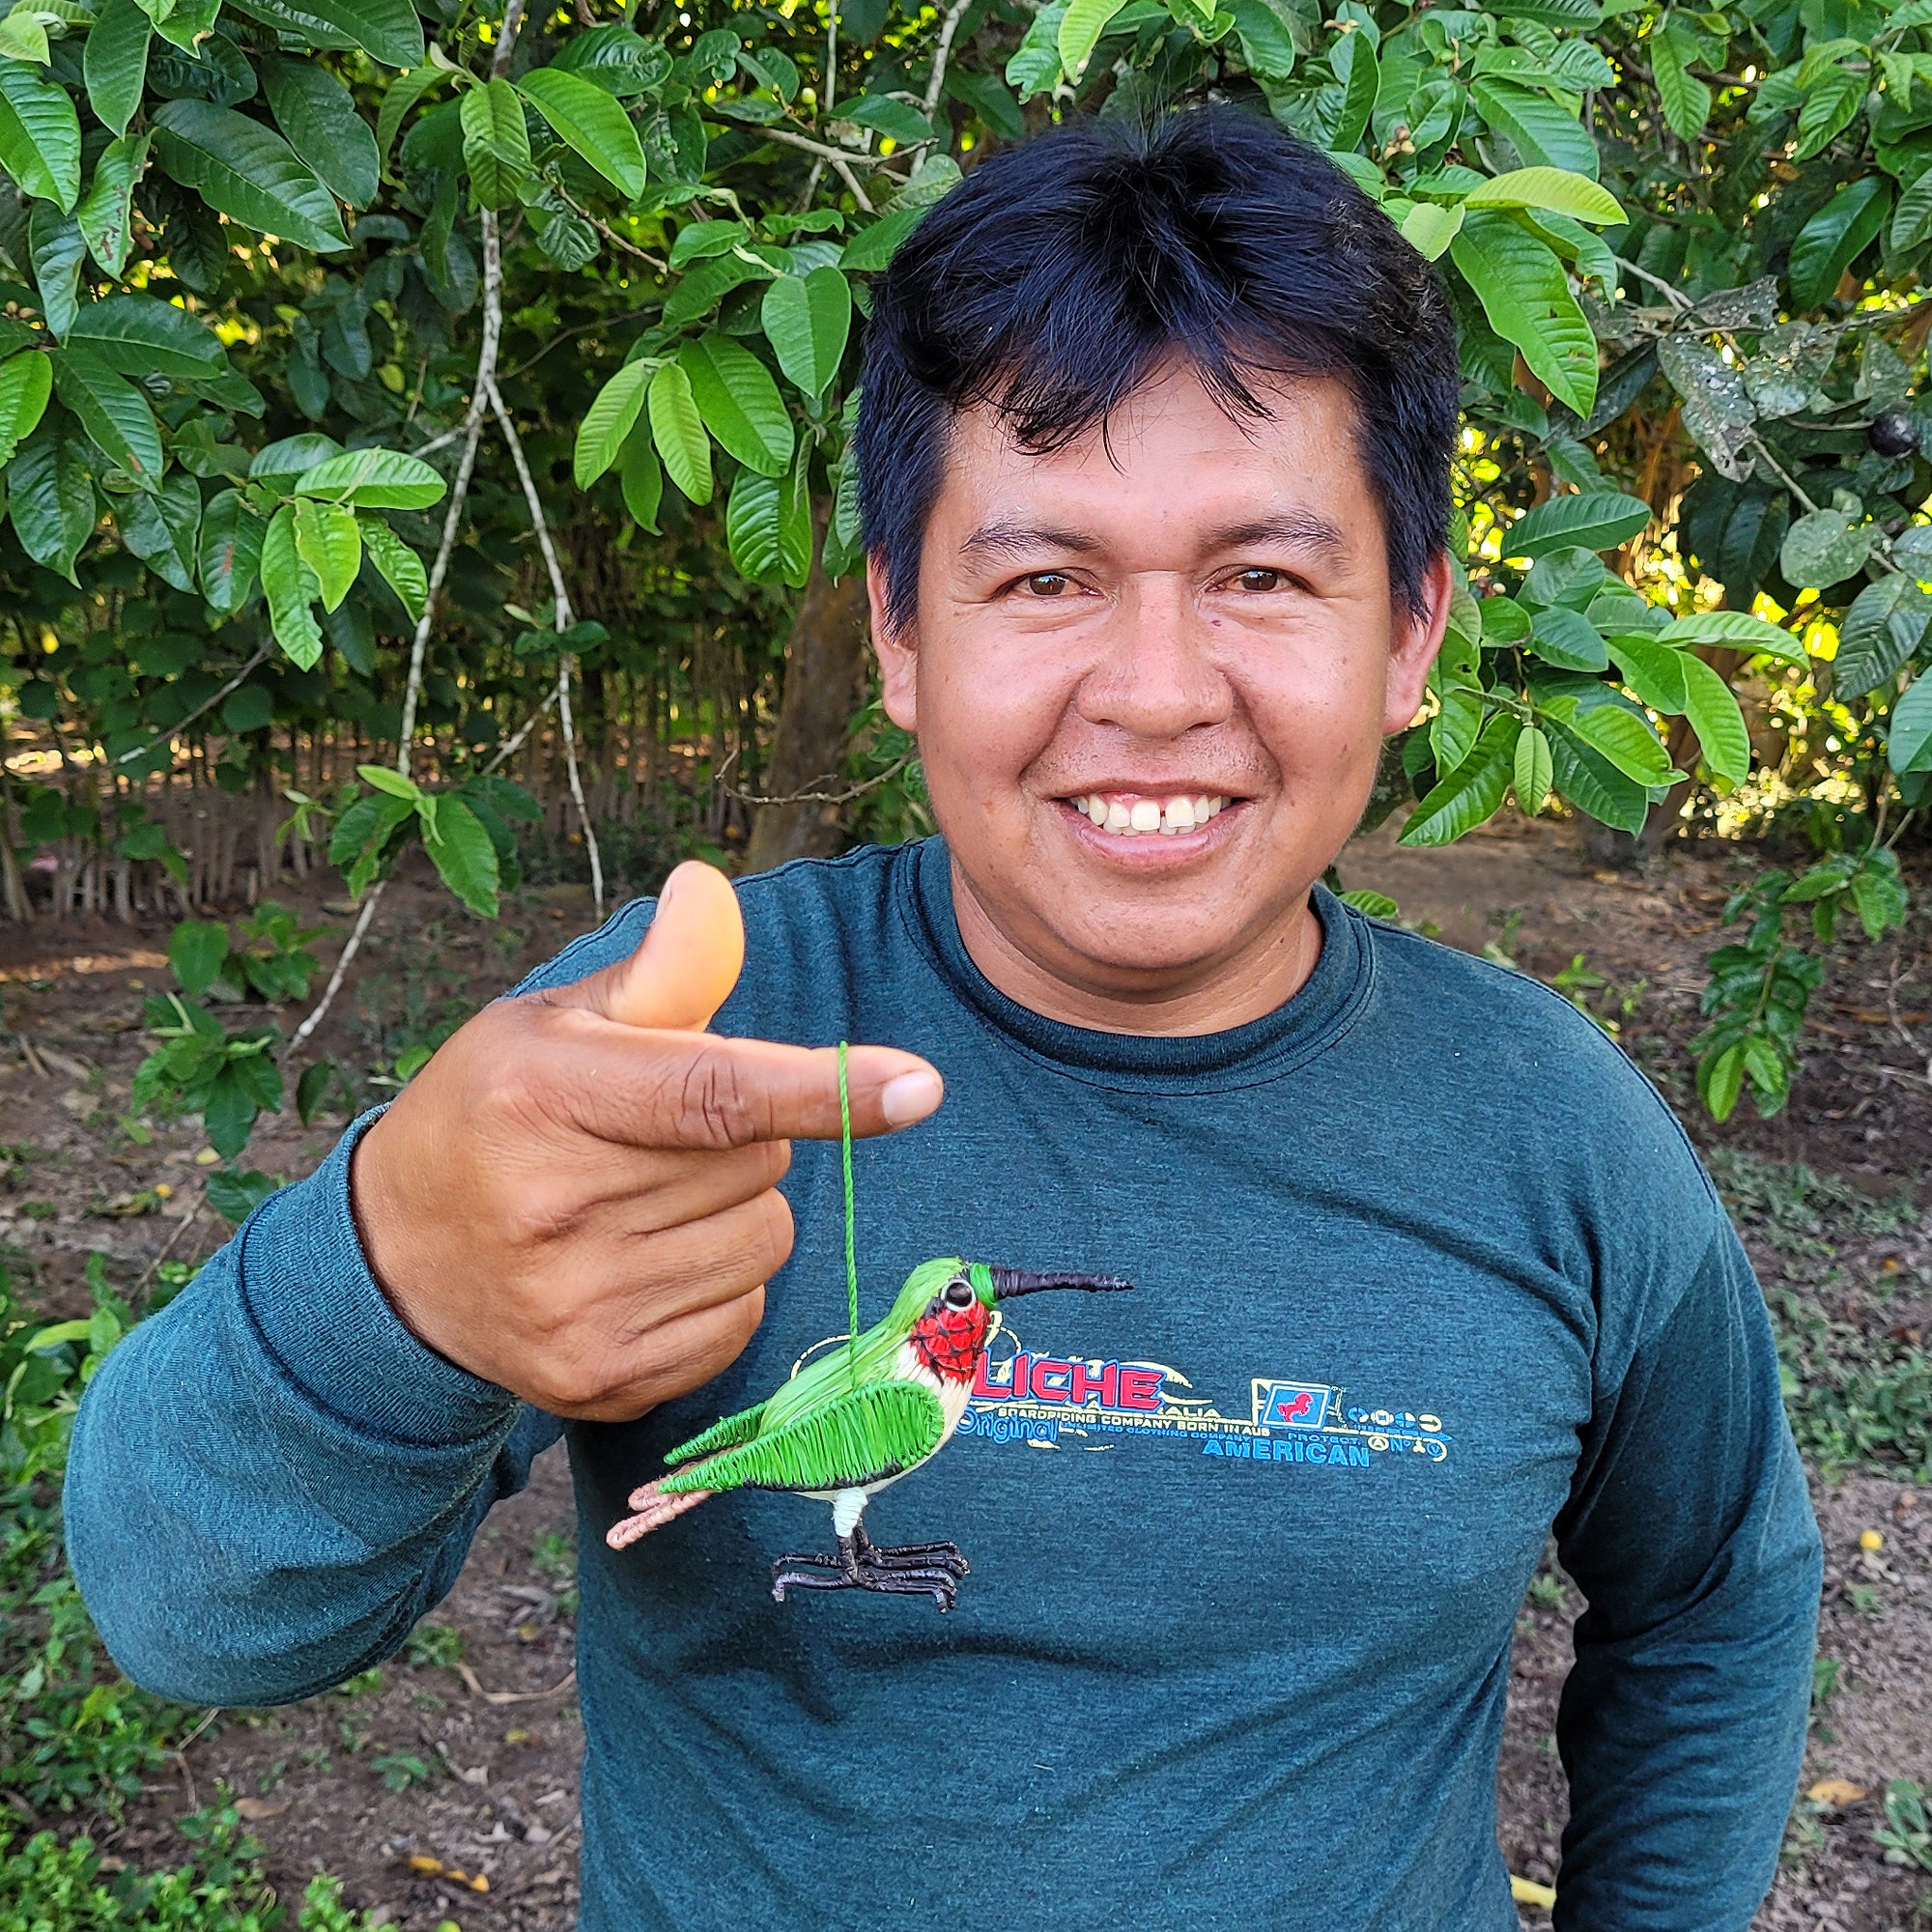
left=2, top=811, right=1929, bottom=1930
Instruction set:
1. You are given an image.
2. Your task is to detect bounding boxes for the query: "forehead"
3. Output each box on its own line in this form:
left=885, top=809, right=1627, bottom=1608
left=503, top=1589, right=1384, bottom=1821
left=930, top=362, right=1375, bottom=540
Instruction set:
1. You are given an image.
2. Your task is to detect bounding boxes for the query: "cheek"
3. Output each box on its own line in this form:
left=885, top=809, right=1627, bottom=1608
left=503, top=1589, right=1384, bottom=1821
left=921, top=623, right=1086, bottom=789
left=1231, top=623, right=1392, bottom=766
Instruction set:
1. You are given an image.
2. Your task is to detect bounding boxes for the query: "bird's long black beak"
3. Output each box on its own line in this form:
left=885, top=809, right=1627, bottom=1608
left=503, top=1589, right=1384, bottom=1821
left=990, top=1268, right=1134, bottom=1301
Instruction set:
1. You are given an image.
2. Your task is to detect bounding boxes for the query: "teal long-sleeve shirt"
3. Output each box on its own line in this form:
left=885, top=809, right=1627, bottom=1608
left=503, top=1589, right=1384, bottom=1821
left=65, top=838, right=1822, bottom=1932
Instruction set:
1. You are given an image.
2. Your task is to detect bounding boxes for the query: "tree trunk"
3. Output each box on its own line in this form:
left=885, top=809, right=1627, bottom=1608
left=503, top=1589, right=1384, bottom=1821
left=742, top=539, right=872, bottom=875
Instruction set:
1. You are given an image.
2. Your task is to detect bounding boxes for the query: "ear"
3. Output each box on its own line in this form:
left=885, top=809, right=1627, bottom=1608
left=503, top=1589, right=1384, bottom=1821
left=1383, top=548, right=1454, bottom=737
left=869, top=554, right=920, bottom=732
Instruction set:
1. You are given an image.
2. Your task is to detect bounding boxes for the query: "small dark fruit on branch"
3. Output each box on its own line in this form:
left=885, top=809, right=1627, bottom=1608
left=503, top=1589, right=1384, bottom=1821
left=1868, top=412, right=1919, bottom=457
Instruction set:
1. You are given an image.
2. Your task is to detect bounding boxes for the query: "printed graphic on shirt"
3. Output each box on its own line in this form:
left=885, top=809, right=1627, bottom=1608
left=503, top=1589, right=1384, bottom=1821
left=952, top=1333, right=1450, bottom=1471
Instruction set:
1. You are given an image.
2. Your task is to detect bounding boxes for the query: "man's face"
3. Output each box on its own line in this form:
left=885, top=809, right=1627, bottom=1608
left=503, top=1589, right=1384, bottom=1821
left=870, top=362, right=1451, bottom=1010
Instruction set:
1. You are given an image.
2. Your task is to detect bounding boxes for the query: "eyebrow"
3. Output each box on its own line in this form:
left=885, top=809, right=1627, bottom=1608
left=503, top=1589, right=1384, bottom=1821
left=956, top=511, right=1350, bottom=566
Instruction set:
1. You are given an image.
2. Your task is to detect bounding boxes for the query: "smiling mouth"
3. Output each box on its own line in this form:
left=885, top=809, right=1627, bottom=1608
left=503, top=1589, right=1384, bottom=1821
left=1064, top=791, right=1235, bottom=838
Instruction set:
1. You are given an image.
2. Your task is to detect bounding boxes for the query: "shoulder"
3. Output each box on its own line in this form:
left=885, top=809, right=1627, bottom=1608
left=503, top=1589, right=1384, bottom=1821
left=504, top=841, right=911, bottom=1003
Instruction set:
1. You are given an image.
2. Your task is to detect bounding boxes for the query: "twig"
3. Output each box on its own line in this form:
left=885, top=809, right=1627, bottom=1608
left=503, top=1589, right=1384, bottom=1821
left=715, top=744, right=912, bottom=807
left=482, top=687, right=559, bottom=775
left=135, top=1179, right=206, bottom=1293
left=456, top=1662, right=578, bottom=1704
left=552, top=185, right=668, bottom=269
left=484, top=376, right=606, bottom=909
left=115, top=649, right=270, bottom=766
left=922, top=0, right=977, bottom=117
left=824, top=0, right=838, bottom=113
left=1747, top=434, right=1822, bottom=517
left=283, top=881, right=386, bottom=1061
left=755, top=125, right=887, bottom=210
left=1614, top=254, right=1691, bottom=311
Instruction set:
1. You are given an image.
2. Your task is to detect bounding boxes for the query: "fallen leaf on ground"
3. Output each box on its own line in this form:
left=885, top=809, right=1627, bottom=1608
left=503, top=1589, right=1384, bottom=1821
left=1806, top=1779, right=1869, bottom=1806
left=233, top=1796, right=292, bottom=1820
left=1509, top=1874, right=1556, bottom=1908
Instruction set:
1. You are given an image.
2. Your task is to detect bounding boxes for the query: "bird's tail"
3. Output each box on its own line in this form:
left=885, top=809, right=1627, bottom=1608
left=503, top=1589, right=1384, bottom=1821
left=606, top=1480, right=712, bottom=1549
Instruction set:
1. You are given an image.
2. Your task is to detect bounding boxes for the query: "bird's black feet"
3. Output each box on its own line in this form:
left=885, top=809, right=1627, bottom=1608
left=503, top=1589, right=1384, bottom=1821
left=771, top=1522, right=969, bottom=1611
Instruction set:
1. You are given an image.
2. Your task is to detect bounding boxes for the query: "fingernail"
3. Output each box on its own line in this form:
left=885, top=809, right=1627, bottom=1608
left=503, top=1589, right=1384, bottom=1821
left=881, top=1068, right=943, bottom=1126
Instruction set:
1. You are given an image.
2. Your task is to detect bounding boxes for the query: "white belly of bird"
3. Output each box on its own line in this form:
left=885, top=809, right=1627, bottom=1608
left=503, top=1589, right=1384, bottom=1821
left=806, top=1343, right=975, bottom=1520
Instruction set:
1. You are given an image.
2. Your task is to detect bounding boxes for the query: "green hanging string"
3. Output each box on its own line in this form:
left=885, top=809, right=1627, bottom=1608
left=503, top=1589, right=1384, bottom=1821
left=838, top=1040, right=858, bottom=1388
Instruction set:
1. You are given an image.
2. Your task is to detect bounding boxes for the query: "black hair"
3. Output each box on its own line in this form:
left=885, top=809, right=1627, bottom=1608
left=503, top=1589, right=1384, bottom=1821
left=855, top=108, right=1461, bottom=634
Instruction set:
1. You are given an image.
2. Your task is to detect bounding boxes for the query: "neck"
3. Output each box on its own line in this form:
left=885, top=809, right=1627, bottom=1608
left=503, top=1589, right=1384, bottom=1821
left=948, top=861, right=1325, bottom=1037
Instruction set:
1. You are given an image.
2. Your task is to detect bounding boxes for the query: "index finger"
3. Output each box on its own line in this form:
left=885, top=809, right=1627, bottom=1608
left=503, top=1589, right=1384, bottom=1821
left=542, top=1025, right=945, bottom=1150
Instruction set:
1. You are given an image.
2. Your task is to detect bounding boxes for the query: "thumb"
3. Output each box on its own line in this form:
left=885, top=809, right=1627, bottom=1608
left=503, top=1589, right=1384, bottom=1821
left=560, top=860, right=747, bottom=1031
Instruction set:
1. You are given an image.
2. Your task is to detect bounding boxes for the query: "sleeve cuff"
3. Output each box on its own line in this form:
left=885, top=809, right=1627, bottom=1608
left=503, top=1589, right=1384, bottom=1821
left=238, top=1108, right=523, bottom=1448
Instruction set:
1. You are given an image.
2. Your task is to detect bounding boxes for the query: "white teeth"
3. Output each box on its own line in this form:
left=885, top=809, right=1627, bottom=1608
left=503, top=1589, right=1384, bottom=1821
left=1069, top=792, right=1233, bottom=836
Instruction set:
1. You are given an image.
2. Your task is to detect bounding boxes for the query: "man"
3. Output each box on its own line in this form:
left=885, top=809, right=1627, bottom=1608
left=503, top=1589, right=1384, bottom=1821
left=68, top=111, right=1821, bottom=1930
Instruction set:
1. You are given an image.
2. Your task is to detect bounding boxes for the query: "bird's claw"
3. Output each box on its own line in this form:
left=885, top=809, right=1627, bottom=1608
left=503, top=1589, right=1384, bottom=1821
left=770, top=1531, right=969, bottom=1610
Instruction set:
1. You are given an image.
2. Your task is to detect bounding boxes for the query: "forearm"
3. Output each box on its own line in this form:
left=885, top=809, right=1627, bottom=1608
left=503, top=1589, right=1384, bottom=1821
left=1552, top=1221, right=1823, bottom=1931
left=64, top=1114, right=557, bottom=1707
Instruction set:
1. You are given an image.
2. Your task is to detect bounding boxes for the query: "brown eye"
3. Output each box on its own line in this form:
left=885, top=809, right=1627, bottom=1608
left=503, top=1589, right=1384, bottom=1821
left=1022, top=573, right=1072, bottom=597
left=1235, top=569, right=1283, bottom=593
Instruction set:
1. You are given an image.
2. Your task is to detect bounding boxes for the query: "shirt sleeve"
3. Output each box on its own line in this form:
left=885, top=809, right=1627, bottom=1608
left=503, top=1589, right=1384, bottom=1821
left=63, top=1109, right=562, bottom=1708
left=1551, top=1213, right=1823, bottom=1932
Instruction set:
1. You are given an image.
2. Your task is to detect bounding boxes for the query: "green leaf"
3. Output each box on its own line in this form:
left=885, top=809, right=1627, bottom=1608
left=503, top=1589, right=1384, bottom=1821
left=1527, top=603, right=1608, bottom=670
left=1833, top=577, right=1930, bottom=697
left=1649, top=21, right=1712, bottom=141
left=760, top=266, right=850, bottom=399
left=679, top=331, right=792, bottom=477
left=1561, top=699, right=1682, bottom=784
left=294, top=445, right=445, bottom=508
left=75, top=131, right=148, bottom=276
left=1891, top=164, right=1932, bottom=253
left=0, top=349, right=51, bottom=467
left=1338, top=887, right=1398, bottom=918
left=1401, top=202, right=1463, bottom=260
left=6, top=434, right=94, bottom=580
left=1605, top=630, right=1690, bottom=710
left=1505, top=490, right=1650, bottom=560
left=227, top=0, right=419, bottom=64
left=1787, top=176, right=1889, bottom=309
left=1469, top=77, right=1598, bottom=179
left=618, top=419, right=662, bottom=532
left=0, top=58, right=80, bottom=210
left=1698, top=1039, right=1747, bottom=1122
left=460, top=76, right=529, bottom=209
left=1399, top=712, right=1520, bottom=844
left=152, top=99, right=350, bottom=254
left=356, top=761, right=419, bottom=800
left=120, top=468, right=200, bottom=591
left=1679, top=652, right=1751, bottom=783
left=197, top=485, right=265, bottom=611
left=377, top=64, right=445, bottom=162
left=66, top=291, right=222, bottom=378
left=1888, top=674, right=1932, bottom=773
left=357, top=512, right=425, bottom=621
left=1056, top=0, right=1126, bottom=78
left=0, top=12, right=51, bottom=60
left=647, top=358, right=710, bottom=503
left=516, top=66, right=645, bottom=200
left=1659, top=610, right=1807, bottom=663
left=724, top=443, right=811, bottom=587
left=1463, top=165, right=1624, bottom=224
left=1450, top=210, right=1598, bottom=417
left=1544, top=718, right=1649, bottom=832
left=1226, top=0, right=1296, bottom=78
left=838, top=93, right=937, bottom=147
left=573, top=357, right=650, bottom=488
left=1793, top=64, right=1861, bottom=162
left=1513, top=722, right=1553, bottom=813
left=1778, top=506, right=1871, bottom=588
left=150, top=0, right=218, bottom=55
left=422, top=793, right=498, bottom=917
left=169, top=919, right=229, bottom=996
left=52, top=342, right=162, bottom=488
left=293, top=496, right=359, bottom=611
left=260, top=501, right=323, bottom=667
left=1329, top=34, right=1379, bottom=154
left=82, top=0, right=150, bottom=138
left=839, top=203, right=923, bottom=273
left=28, top=203, right=82, bottom=341
left=262, top=58, right=380, bottom=210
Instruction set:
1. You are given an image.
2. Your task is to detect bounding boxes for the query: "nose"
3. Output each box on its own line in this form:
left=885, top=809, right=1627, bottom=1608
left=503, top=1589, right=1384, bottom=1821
left=1074, top=574, right=1233, bottom=740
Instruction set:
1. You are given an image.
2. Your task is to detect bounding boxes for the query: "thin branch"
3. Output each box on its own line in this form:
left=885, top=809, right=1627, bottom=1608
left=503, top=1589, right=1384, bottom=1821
left=1614, top=253, right=1691, bottom=311
left=825, top=0, right=838, bottom=113
left=485, top=375, right=606, bottom=909
left=922, top=0, right=976, bottom=117
left=114, top=648, right=270, bottom=767
left=482, top=686, right=559, bottom=774
left=715, top=745, right=912, bottom=807
left=553, top=185, right=669, bottom=268
left=757, top=125, right=886, bottom=210
left=1747, top=433, right=1822, bottom=517
left=135, top=1179, right=206, bottom=1293
left=284, top=881, right=385, bottom=1062
left=832, top=155, right=875, bottom=214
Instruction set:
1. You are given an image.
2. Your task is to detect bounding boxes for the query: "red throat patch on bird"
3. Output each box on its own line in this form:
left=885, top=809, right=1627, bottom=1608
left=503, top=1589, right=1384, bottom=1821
left=911, top=1301, right=991, bottom=1382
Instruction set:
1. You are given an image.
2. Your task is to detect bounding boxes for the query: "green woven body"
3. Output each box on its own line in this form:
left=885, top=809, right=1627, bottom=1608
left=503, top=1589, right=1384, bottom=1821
left=656, top=1380, right=946, bottom=1497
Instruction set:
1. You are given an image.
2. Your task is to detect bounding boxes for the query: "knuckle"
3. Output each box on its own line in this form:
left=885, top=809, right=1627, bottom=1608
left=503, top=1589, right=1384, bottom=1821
left=670, top=1056, right=766, bottom=1149
left=498, top=1179, right=584, bottom=1249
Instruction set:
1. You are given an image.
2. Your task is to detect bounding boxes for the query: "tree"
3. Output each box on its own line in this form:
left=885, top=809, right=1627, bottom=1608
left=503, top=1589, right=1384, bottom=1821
left=0, top=0, right=1925, bottom=1151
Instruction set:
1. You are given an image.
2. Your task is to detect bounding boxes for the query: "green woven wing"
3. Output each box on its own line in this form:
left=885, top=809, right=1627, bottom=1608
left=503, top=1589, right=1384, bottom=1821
left=664, top=1400, right=766, bottom=1465
left=658, top=1380, right=946, bottom=1497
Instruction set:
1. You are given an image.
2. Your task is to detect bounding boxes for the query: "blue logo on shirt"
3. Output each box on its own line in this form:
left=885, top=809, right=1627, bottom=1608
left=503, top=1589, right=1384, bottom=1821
left=1254, top=1380, right=1330, bottom=1430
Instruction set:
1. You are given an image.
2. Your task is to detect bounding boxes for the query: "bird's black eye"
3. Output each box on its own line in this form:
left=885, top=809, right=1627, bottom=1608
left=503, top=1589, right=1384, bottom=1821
left=944, top=1278, right=975, bottom=1309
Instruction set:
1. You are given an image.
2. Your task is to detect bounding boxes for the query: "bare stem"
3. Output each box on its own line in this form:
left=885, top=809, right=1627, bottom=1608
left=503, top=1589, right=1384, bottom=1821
left=284, top=880, right=386, bottom=1062
left=485, top=375, right=606, bottom=909
left=115, top=648, right=270, bottom=768
left=922, top=0, right=976, bottom=117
